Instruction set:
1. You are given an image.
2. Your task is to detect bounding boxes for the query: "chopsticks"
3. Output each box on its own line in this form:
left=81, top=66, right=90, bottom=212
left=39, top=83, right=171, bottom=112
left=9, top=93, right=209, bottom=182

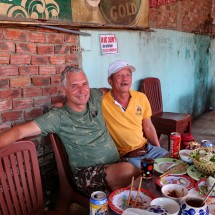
left=134, top=176, right=143, bottom=208
left=159, top=162, right=188, bottom=179
left=126, top=176, right=143, bottom=209
left=126, top=176, right=134, bottom=208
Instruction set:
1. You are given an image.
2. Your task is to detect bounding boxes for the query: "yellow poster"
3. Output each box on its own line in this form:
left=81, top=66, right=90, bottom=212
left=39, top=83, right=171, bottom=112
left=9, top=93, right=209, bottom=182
left=72, top=0, right=149, bottom=27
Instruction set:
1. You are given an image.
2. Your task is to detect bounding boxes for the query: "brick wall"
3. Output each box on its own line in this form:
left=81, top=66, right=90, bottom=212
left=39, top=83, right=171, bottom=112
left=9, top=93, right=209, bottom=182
left=0, top=26, right=81, bottom=208
left=0, top=26, right=80, bottom=131
left=149, top=0, right=214, bottom=36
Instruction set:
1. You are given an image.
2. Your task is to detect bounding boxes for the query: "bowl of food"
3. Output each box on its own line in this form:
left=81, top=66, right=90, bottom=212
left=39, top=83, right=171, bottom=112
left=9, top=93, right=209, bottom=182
left=179, top=149, right=193, bottom=164
left=150, top=197, right=180, bottom=215
left=161, top=184, right=188, bottom=204
left=191, top=148, right=215, bottom=175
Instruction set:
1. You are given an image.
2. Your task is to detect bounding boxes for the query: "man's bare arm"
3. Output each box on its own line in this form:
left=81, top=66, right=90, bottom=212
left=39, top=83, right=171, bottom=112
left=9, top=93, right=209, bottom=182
left=142, top=118, right=161, bottom=147
left=0, top=121, right=41, bottom=148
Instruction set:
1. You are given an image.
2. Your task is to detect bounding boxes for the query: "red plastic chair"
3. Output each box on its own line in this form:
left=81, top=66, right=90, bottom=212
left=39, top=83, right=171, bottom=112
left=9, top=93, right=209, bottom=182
left=49, top=133, right=89, bottom=213
left=139, top=77, right=192, bottom=150
left=0, top=140, right=65, bottom=215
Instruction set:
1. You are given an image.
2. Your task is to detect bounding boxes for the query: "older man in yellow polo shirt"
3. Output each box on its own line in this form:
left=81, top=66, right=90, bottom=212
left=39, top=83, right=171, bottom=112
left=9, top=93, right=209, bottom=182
left=102, top=60, right=168, bottom=169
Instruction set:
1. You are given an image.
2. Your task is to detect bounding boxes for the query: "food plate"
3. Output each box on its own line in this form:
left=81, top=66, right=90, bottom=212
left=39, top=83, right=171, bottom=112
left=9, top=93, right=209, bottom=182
left=154, top=158, right=185, bottom=174
left=195, top=178, right=215, bottom=197
left=156, top=174, right=195, bottom=190
left=186, top=165, right=207, bottom=181
left=108, top=187, right=156, bottom=215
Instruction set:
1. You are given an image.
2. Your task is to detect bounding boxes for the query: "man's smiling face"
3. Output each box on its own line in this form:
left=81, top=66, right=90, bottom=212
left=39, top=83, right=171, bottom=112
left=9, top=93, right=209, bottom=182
left=62, top=71, right=90, bottom=112
left=108, top=68, right=132, bottom=93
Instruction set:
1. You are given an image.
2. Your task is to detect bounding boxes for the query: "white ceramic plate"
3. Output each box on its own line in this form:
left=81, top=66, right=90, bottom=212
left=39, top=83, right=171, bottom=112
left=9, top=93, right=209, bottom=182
left=154, top=158, right=185, bottom=174
left=108, top=187, right=156, bottom=215
left=156, top=174, right=195, bottom=190
left=186, top=165, right=207, bottom=181
left=195, top=178, right=215, bottom=197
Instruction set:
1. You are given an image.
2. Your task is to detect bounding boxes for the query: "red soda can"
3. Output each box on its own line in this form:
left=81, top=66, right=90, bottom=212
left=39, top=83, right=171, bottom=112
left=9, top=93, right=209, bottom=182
left=170, top=132, right=181, bottom=158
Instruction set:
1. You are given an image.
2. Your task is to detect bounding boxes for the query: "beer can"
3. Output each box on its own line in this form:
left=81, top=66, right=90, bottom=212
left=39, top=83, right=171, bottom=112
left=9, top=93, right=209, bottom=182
left=170, top=132, right=181, bottom=158
left=90, top=191, right=108, bottom=215
left=201, top=140, right=213, bottom=148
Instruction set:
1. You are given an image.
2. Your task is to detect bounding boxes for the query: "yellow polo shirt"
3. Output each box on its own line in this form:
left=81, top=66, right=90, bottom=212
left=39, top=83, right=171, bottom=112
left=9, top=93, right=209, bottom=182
left=102, top=90, right=152, bottom=156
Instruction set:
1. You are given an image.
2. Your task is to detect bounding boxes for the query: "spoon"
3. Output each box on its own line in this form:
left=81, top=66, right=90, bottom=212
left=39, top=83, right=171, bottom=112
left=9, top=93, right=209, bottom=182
left=202, top=182, right=215, bottom=206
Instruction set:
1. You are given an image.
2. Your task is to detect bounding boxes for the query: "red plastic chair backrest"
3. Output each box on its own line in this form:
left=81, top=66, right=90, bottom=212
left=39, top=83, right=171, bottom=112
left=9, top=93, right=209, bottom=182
left=49, top=133, right=89, bottom=211
left=49, top=133, right=73, bottom=189
left=0, top=140, right=44, bottom=215
left=139, top=77, right=163, bottom=115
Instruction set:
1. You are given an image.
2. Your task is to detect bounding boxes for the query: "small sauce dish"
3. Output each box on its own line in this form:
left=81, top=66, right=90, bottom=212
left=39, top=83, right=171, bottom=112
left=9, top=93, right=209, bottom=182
left=161, top=184, right=188, bottom=204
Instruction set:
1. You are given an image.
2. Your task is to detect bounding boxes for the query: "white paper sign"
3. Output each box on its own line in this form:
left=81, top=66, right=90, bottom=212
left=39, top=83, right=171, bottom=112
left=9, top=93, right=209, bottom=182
left=100, top=34, right=118, bottom=55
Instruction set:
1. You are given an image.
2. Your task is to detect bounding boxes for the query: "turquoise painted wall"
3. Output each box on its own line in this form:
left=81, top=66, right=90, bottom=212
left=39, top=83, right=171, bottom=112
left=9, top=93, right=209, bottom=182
left=80, top=29, right=213, bottom=118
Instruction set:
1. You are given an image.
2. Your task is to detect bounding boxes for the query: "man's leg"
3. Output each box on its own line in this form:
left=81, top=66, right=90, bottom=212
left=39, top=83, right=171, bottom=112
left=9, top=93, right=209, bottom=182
left=146, top=144, right=168, bottom=158
left=127, top=144, right=168, bottom=169
left=127, top=157, right=142, bottom=170
left=105, top=162, right=140, bottom=191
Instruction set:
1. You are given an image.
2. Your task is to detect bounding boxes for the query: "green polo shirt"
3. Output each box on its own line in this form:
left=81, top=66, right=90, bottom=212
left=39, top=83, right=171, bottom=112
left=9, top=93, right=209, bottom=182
left=34, top=89, right=119, bottom=171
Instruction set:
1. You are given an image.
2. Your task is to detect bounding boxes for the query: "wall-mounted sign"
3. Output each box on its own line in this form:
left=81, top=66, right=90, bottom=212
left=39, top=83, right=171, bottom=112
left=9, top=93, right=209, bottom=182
left=100, top=34, right=118, bottom=55
left=72, top=0, right=149, bottom=27
left=0, top=0, right=71, bottom=20
left=99, top=0, right=142, bottom=25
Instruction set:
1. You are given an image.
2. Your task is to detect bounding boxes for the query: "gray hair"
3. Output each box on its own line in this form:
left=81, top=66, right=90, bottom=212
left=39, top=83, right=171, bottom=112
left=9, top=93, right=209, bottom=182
left=61, top=65, right=85, bottom=86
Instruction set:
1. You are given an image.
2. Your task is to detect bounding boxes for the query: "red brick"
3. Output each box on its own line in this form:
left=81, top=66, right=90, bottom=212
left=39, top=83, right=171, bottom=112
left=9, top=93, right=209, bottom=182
left=11, top=55, right=31, bottom=65
left=28, top=32, right=46, bottom=43
left=0, top=89, right=22, bottom=100
left=19, top=66, right=38, bottom=75
left=5, top=29, right=26, bottom=41
left=0, top=29, right=3, bottom=40
left=32, top=56, right=49, bottom=65
left=54, top=45, right=70, bottom=54
left=51, top=95, right=65, bottom=104
left=34, top=96, right=51, bottom=106
left=24, top=108, right=43, bottom=120
left=0, top=78, right=9, bottom=88
left=65, top=35, right=79, bottom=43
left=39, top=66, right=56, bottom=75
left=23, top=87, right=42, bottom=97
left=2, top=110, right=23, bottom=122
left=32, top=76, right=50, bottom=86
left=16, top=43, right=36, bottom=53
left=49, top=56, right=65, bottom=65
left=0, top=53, right=9, bottom=64
left=37, top=45, right=54, bottom=54
left=42, top=86, right=58, bottom=96
left=0, top=41, right=15, bottom=52
left=13, top=99, right=33, bottom=110
left=10, top=77, right=31, bottom=87
left=0, top=100, right=12, bottom=111
left=70, top=45, right=80, bottom=52
left=0, top=66, right=18, bottom=76
left=47, top=34, right=64, bottom=44
left=51, top=75, right=61, bottom=84
left=56, top=66, right=66, bottom=74
left=65, top=53, right=79, bottom=64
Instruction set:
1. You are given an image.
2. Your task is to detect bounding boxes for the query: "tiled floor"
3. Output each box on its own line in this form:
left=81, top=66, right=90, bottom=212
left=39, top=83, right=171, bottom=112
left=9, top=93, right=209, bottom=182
left=67, top=110, right=215, bottom=215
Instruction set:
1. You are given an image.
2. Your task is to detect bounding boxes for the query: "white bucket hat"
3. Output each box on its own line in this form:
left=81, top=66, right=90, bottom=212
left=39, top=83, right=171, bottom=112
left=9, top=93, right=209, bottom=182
left=108, top=60, right=136, bottom=77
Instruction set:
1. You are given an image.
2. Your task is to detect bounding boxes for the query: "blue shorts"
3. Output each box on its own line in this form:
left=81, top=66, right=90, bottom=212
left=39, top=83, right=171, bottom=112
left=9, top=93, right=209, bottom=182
left=127, top=143, right=168, bottom=169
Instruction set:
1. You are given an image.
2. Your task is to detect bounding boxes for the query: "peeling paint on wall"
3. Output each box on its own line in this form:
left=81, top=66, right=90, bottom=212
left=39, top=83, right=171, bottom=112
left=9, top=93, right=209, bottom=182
left=192, top=35, right=210, bottom=116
